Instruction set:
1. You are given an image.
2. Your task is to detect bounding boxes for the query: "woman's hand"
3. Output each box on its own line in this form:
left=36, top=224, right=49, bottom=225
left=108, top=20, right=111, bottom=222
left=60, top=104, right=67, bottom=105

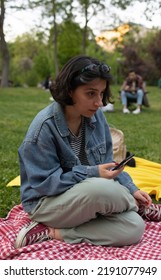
left=133, top=190, right=152, bottom=208
left=98, top=162, right=124, bottom=179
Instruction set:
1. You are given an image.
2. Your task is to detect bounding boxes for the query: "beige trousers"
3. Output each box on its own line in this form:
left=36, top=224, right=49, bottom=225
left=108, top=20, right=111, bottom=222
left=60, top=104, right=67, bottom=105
left=29, top=178, right=145, bottom=246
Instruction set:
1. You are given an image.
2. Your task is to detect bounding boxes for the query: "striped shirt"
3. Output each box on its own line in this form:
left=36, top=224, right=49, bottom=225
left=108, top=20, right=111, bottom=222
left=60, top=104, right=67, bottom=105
left=68, top=118, right=89, bottom=165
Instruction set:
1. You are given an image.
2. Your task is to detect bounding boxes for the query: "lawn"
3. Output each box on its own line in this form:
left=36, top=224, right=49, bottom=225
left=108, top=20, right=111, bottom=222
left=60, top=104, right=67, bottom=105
left=0, top=86, right=161, bottom=217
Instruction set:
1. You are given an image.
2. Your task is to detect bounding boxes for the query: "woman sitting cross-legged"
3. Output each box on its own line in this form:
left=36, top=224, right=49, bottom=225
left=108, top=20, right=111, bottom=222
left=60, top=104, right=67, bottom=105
left=15, top=55, right=157, bottom=249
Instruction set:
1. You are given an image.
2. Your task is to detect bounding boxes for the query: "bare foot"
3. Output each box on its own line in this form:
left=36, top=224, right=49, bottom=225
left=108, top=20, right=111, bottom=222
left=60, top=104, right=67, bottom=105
left=48, top=227, right=63, bottom=240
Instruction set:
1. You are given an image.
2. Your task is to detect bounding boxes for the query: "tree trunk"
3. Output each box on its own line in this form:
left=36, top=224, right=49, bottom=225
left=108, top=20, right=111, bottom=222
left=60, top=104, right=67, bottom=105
left=82, top=1, right=88, bottom=54
left=53, top=11, right=59, bottom=76
left=52, top=0, right=59, bottom=77
left=0, top=0, right=10, bottom=87
left=0, top=0, right=9, bottom=87
left=0, top=39, right=10, bottom=87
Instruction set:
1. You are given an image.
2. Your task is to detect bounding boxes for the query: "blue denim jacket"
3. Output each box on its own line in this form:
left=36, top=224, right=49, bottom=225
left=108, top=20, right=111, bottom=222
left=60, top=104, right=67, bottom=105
left=18, top=102, right=138, bottom=213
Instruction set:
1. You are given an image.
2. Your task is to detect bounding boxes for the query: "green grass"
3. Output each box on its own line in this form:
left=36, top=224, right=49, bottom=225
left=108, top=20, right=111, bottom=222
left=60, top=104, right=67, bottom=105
left=0, top=87, right=51, bottom=217
left=0, top=86, right=161, bottom=217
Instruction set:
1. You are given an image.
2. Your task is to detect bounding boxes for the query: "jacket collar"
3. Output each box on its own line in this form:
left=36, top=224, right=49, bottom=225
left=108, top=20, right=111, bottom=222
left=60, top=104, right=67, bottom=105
left=52, top=102, right=96, bottom=137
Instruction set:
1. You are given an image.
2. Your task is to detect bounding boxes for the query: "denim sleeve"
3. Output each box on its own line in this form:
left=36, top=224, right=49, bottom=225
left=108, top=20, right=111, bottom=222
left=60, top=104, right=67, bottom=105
left=115, top=171, right=139, bottom=194
left=19, top=139, right=100, bottom=198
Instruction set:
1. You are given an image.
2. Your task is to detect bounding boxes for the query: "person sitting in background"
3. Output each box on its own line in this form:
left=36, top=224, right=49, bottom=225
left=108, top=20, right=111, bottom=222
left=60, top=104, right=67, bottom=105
left=101, top=102, right=114, bottom=112
left=43, top=75, right=52, bottom=90
left=121, top=69, right=145, bottom=114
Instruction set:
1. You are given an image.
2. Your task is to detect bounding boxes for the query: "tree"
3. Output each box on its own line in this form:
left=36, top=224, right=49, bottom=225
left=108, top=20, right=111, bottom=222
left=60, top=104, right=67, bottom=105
left=148, top=30, right=161, bottom=75
left=115, top=25, right=161, bottom=85
left=28, top=0, right=75, bottom=76
left=76, top=0, right=106, bottom=54
left=111, top=0, right=161, bottom=11
left=56, top=20, right=83, bottom=66
left=2, top=0, right=161, bottom=87
left=0, top=0, right=10, bottom=87
left=0, top=0, right=30, bottom=87
left=9, top=32, right=49, bottom=86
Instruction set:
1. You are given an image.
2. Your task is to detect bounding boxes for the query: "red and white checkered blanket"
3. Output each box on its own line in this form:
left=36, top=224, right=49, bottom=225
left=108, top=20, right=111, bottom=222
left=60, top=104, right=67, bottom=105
left=0, top=204, right=161, bottom=260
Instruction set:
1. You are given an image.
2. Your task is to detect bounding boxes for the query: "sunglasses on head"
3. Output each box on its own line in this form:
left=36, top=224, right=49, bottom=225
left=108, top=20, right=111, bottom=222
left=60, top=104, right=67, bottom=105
left=81, top=63, right=111, bottom=73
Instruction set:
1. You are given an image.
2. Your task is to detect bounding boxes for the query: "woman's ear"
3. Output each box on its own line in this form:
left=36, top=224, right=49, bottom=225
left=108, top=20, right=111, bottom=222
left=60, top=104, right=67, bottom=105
left=69, top=91, right=73, bottom=97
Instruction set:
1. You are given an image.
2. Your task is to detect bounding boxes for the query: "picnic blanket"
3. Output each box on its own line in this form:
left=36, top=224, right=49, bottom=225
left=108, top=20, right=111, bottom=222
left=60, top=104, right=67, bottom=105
left=0, top=204, right=161, bottom=260
left=7, top=157, right=161, bottom=200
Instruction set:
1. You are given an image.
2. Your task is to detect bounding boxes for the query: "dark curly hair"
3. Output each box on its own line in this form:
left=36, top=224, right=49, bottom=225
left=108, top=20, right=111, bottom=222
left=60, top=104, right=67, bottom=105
left=50, top=55, right=113, bottom=106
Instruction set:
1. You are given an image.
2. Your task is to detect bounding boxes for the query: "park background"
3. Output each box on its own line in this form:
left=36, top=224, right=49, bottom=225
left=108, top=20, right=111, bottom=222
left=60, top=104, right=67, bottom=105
left=0, top=0, right=161, bottom=217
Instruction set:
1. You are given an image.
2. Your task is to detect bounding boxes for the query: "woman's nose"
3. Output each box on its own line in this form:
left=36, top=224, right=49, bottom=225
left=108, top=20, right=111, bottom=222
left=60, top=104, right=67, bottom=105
left=94, top=97, right=103, bottom=107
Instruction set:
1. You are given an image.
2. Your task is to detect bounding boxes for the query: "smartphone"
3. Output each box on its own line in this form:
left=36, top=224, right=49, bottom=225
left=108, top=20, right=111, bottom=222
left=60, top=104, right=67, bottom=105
left=112, top=154, right=135, bottom=170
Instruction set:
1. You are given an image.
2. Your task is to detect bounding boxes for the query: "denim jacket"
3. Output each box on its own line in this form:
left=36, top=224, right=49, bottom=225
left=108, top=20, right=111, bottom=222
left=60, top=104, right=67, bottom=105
left=18, top=102, right=138, bottom=213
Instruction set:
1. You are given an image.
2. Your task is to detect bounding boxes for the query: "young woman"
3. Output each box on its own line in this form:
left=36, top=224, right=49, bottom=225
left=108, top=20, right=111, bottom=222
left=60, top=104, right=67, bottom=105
left=15, top=55, right=152, bottom=249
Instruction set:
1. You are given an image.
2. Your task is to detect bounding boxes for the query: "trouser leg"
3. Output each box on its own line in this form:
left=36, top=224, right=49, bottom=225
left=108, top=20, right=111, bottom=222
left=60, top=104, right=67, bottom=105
left=29, top=178, right=138, bottom=228
left=121, top=91, right=137, bottom=106
left=136, top=89, right=144, bottom=105
left=60, top=211, right=145, bottom=246
left=121, top=90, right=128, bottom=106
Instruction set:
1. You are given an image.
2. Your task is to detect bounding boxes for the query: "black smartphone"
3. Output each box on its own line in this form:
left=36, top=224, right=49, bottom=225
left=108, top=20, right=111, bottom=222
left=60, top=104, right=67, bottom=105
left=112, top=154, right=135, bottom=170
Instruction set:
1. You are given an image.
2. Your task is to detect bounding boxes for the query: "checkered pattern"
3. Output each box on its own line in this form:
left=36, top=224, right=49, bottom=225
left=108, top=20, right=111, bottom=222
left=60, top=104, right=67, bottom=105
left=0, top=204, right=161, bottom=260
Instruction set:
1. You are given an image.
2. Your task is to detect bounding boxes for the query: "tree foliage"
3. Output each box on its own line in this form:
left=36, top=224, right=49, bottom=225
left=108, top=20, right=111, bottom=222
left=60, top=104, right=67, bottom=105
left=1, top=0, right=161, bottom=87
left=76, top=0, right=106, bottom=53
left=111, top=0, right=135, bottom=9
left=9, top=21, right=102, bottom=86
left=116, top=25, right=161, bottom=85
left=148, top=30, right=161, bottom=74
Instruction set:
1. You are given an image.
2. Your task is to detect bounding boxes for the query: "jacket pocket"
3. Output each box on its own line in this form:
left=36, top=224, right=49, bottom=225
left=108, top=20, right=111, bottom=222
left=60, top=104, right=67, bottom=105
left=88, top=142, right=106, bottom=164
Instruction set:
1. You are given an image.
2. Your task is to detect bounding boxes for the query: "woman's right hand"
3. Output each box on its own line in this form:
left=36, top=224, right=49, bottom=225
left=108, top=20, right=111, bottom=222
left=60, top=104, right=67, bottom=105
left=98, top=163, right=124, bottom=179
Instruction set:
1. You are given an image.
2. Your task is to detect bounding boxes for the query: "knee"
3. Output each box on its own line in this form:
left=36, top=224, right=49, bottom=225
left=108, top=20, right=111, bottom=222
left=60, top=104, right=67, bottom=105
left=81, top=178, right=109, bottom=200
left=78, top=178, right=117, bottom=204
left=79, top=178, right=127, bottom=203
left=137, top=89, right=144, bottom=97
left=121, top=90, right=126, bottom=98
left=125, top=213, right=145, bottom=245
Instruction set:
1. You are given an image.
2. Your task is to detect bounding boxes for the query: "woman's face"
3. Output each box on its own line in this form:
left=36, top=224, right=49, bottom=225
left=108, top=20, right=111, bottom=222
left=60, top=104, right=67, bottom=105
left=70, top=78, right=106, bottom=118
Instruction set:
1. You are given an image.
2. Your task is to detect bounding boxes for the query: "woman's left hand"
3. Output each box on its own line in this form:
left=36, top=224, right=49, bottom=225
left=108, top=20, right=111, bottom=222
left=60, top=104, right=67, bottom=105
left=133, top=190, right=152, bottom=208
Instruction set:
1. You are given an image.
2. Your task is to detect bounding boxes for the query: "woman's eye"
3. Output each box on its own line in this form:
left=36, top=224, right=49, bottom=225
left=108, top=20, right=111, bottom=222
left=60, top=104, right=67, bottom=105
left=86, top=91, right=104, bottom=98
left=87, top=91, right=95, bottom=97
